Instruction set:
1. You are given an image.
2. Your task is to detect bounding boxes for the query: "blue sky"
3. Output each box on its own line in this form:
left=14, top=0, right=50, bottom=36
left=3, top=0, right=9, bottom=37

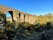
left=0, top=0, right=53, bottom=15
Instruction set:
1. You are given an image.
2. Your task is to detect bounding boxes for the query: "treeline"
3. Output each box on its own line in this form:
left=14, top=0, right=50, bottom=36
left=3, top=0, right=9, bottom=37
left=0, top=22, right=53, bottom=40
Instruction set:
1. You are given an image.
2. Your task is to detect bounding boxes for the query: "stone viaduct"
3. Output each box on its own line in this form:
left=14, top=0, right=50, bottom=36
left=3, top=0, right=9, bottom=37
left=0, top=5, right=36, bottom=24
left=0, top=5, right=53, bottom=24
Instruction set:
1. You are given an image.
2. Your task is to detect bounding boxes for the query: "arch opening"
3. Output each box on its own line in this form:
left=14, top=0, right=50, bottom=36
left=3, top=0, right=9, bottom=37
left=18, top=13, right=21, bottom=18
left=5, top=11, right=14, bottom=22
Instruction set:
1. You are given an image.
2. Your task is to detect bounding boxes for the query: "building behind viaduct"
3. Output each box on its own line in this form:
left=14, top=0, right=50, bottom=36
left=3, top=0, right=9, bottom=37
left=0, top=5, right=53, bottom=24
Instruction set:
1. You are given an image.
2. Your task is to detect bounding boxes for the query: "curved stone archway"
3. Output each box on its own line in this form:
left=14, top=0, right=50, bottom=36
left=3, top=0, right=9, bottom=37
left=0, top=5, right=37, bottom=24
left=5, top=11, right=15, bottom=22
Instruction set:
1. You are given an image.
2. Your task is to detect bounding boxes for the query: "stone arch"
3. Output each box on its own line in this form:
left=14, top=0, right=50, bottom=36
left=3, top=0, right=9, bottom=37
left=18, top=13, right=21, bottom=18
left=8, top=11, right=13, bottom=21
left=18, top=13, right=21, bottom=22
left=24, top=14, right=26, bottom=23
left=17, top=12, right=21, bottom=23
left=5, top=11, right=15, bottom=22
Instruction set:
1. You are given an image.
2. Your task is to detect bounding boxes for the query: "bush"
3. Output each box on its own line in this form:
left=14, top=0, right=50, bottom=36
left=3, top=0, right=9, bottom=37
left=0, top=17, right=53, bottom=40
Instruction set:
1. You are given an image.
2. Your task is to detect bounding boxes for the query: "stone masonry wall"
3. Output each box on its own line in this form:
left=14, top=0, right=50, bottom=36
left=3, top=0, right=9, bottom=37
left=0, top=5, right=53, bottom=24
